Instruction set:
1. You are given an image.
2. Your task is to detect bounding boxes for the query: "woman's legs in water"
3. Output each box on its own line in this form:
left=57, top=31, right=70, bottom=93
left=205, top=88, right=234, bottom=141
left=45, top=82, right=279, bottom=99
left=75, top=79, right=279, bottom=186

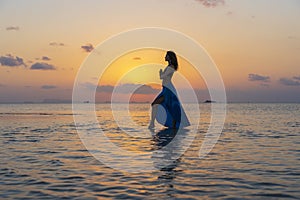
left=148, top=96, right=164, bottom=128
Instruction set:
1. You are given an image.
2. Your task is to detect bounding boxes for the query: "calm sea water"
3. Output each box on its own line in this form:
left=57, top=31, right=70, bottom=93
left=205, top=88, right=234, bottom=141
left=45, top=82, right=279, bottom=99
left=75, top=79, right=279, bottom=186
left=0, top=103, right=299, bottom=199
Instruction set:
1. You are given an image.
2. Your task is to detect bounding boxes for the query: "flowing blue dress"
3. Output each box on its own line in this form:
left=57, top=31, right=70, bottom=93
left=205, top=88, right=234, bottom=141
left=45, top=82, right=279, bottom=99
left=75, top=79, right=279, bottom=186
left=155, top=82, right=190, bottom=129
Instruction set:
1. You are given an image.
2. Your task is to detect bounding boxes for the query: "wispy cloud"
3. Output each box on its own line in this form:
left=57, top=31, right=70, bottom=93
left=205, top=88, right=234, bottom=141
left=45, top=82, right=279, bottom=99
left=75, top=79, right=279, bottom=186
left=41, top=56, right=51, bottom=61
left=81, top=82, right=113, bottom=93
left=0, top=83, right=6, bottom=87
left=133, top=57, right=141, bottom=60
left=195, top=0, right=225, bottom=7
left=279, top=77, right=300, bottom=86
left=0, top=54, right=25, bottom=67
left=41, top=85, right=57, bottom=89
left=288, top=36, right=297, bottom=40
left=6, top=26, right=20, bottom=31
left=293, top=76, right=300, bottom=81
left=35, top=56, right=51, bottom=61
left=248, top=73, right=270, bottom=82
left=30, top=62, right=56, bottom=70
left=260, top=83, right=270, bottom=87
left=49, top=42, right=65, bottom=46
left=226, top=11, right=233, bottom=16
left=81, top=44, right=94, bottom=52
left=97, top=85, right=114, bottom=93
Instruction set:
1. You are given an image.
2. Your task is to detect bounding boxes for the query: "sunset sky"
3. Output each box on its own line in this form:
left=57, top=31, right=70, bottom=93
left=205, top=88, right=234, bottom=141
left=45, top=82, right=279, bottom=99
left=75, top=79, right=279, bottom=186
left=0, top=0, right=299, bottom=103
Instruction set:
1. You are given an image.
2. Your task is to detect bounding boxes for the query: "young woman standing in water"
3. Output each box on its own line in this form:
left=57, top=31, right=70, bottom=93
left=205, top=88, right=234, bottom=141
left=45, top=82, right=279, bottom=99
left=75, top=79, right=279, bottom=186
left=149, top=51, right=190, bottom=129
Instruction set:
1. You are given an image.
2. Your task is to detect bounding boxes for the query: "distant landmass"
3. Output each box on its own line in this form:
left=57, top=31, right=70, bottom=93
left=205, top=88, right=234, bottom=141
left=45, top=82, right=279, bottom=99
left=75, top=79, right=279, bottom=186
left=42, top=99, right=72, bottom=103
left=204, top=100, right=216, bottom=103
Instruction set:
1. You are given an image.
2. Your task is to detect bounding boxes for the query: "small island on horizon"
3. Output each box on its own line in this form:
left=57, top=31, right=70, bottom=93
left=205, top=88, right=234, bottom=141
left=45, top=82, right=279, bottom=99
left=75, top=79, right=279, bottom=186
left=204, top=100, right=216, bottom=103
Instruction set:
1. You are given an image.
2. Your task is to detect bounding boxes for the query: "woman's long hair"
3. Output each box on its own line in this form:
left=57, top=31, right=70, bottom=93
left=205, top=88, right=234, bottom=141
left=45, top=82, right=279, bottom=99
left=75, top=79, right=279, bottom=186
left=167, top=51, right=178, bottom=70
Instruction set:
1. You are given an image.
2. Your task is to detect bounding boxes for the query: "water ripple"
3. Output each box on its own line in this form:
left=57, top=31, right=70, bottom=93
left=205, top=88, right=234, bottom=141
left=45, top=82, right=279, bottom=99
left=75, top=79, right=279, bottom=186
left=0, top=103, right=299, bottom=199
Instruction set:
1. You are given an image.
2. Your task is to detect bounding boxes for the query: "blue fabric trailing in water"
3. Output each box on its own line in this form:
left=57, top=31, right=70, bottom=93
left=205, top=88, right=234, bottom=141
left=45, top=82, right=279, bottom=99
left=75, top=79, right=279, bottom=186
left=155, top=84, right=190, bottom=128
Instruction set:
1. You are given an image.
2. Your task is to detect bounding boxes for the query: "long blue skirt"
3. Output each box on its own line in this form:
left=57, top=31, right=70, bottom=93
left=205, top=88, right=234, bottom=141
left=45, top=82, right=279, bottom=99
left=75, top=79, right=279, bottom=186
left=154, top=84, right=190, bottom=129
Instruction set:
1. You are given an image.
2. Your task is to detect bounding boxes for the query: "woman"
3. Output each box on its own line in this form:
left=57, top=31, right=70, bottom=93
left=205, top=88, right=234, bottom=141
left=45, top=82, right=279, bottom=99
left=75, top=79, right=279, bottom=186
left=148, top=51, right=190, bottom=129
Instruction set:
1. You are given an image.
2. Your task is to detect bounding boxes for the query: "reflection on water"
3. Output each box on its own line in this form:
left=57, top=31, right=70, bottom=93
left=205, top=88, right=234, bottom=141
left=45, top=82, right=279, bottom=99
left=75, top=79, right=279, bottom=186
left=152, top=128, right=182, bottom=196
left=0, top=103, right=299, bottom=199
left=151, top=128, right=188, bottom=171
left=152, top=128, right=178, bottom=147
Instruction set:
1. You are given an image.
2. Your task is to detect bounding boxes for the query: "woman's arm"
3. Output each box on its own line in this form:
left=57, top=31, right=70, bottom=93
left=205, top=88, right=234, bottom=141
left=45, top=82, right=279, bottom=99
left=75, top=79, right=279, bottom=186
left=159, top=66, right=174, bottom=79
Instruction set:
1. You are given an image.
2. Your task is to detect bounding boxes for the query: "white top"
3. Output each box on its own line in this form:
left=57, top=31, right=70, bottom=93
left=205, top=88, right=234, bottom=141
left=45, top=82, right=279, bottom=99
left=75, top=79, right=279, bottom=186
left=160, top=65, right=175, bottom=86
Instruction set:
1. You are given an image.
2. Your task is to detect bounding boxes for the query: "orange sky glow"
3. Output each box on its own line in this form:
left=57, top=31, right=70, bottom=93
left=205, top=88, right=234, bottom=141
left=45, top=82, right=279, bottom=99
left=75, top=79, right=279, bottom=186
left=0, top=0, right=299, bottom=103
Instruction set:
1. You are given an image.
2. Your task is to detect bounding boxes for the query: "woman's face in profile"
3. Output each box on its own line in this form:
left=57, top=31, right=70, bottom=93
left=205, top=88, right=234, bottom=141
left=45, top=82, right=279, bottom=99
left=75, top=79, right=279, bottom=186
left=165, top=54, right=169, bottom=61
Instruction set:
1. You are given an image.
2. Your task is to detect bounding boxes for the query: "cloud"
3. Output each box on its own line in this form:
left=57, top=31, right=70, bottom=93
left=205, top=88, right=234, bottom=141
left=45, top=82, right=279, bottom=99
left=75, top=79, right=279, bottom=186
left=288, top=36, right=297, bottom=40
left=133, top=57, right=141, bottom=60
left=248, top=73, right=270, bottom=82
left=41, top=85, right=57, bottom=89
left=81, top=44, right=94, bottom=52
left=226, top=11, right=233, bottom=16
left=49, top=42, right=65, bottom=46
left=112, top=84, right=159, bottom=94
left=83, top=83, right=159, bottom=94
left=0, top=54, right=25, bottom=67
left=97, top=85, right=114, bottom=93
left=81, top=82, right=113, bottom=93
left=133, top=84, right=159, bottom=94
left=35, top=56, right=51, bottom=61
left=41, top=56, right=51, bottom=61
left=293, top=76, right=300, bottom=81
left=195, top=0, right=225, bottom=7
left=279, top=77, right=300, bottom=86
left=6, top=26, right=19, bottom=31
left=260, top=83, right=270, bottom=87
left=0, top=83, right=6, bottom=87
left=30, top=62, right=56, bottom=70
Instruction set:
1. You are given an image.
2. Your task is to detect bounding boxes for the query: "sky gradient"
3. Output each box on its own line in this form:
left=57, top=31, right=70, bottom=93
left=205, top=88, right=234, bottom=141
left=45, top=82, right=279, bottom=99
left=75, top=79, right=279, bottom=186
left=0, top=0, right=299, bottom=103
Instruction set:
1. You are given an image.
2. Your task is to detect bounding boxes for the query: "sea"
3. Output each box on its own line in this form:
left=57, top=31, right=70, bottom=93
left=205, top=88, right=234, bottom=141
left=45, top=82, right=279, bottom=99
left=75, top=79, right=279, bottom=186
left=0, top=103, right=299, bottom=199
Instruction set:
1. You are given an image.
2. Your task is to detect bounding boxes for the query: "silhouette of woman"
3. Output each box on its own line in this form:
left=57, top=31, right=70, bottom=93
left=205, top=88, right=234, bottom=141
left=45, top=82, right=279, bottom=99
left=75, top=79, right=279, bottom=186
left=149, top=51, right=190, bottom=129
